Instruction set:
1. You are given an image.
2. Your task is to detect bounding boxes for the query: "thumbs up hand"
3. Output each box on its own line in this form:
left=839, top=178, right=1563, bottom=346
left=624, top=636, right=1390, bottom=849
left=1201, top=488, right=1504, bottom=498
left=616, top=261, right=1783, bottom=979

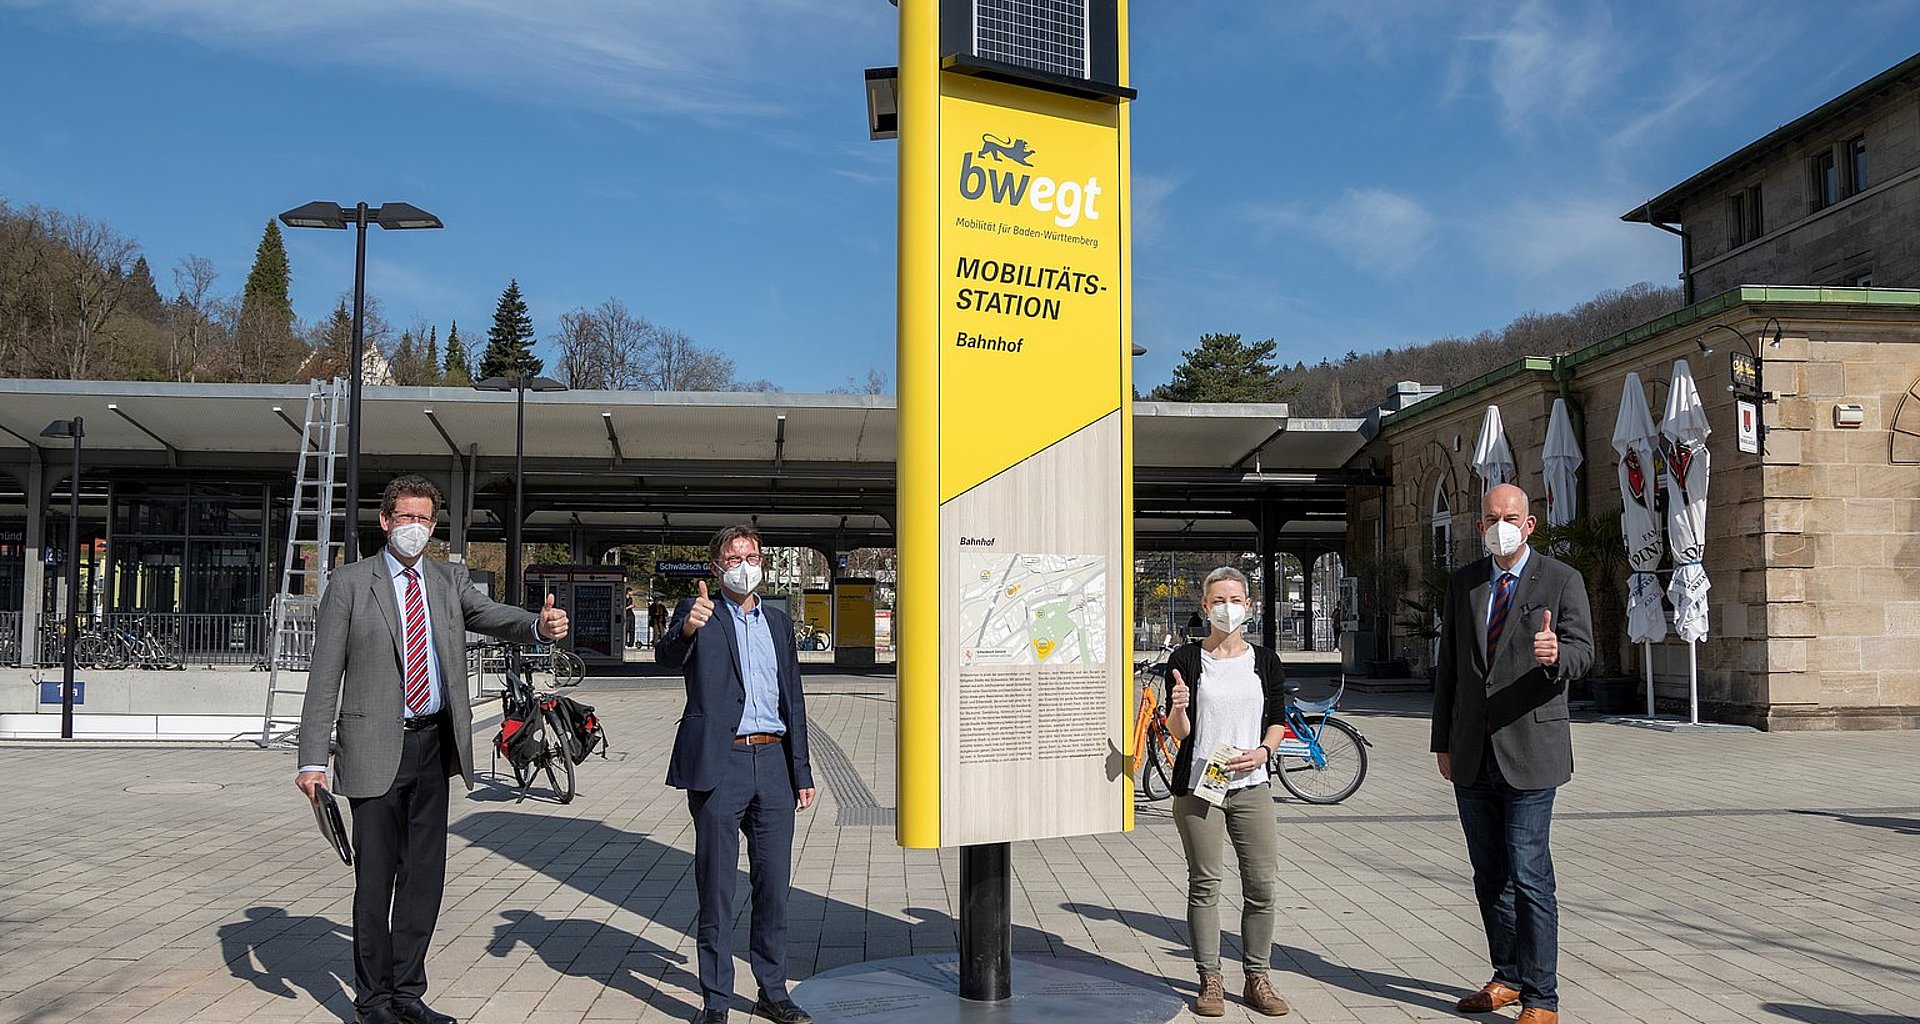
left=1168, top=668, right=1190, bottom=715
left=682, top=580, right=715, bottom=637
left=538, top=590, right=570, bottom=641
left=1532, top=608, right=1558, bottom=666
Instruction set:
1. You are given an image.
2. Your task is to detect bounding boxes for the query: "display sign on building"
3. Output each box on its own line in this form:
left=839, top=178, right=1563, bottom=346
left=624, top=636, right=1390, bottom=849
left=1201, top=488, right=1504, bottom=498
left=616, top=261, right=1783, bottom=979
left=896, top=2, right=1135, bottom=849
left=1736, top=398, right=1760, bottom=454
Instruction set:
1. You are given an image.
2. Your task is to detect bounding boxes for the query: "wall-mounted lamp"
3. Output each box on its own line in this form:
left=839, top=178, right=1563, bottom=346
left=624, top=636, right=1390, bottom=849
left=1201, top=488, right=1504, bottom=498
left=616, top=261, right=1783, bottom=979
left=865, top=66, right=899, bottom=140
left=1834, top=403, right=1866, bottom=428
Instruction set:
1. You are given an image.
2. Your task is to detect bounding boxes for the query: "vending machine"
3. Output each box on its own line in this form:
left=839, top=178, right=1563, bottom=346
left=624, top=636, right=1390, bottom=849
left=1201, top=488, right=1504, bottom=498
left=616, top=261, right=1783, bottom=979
left=522, top=565, right=628, bottom=664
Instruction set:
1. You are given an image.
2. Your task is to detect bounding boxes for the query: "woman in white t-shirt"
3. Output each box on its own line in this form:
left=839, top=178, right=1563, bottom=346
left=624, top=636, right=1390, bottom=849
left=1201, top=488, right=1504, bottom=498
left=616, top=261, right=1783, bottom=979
left=1165, top=566, right=1292, bottom=1018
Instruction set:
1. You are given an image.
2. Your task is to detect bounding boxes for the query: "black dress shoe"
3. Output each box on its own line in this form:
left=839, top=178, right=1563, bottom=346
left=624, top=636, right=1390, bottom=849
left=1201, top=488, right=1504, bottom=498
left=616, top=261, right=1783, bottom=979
left=355, top=1007, right=402, bottom=1024
left=754, top=995, right=813, bottom=1024
left=693, top=1009, right=729, bottom=1023
left=391, top=997, right=457, bottom=1024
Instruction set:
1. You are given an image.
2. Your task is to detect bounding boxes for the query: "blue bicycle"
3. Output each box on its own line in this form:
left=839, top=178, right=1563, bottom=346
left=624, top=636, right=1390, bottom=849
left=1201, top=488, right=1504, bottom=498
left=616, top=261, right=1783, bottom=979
left=1267, top=676, right=1371, bottom=804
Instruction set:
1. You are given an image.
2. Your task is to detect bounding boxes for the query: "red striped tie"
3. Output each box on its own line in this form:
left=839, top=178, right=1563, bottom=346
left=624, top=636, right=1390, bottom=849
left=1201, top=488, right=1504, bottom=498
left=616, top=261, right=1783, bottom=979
left=402, top=567, right=432, bottom=715
left=1486, top=572, right=1515, bottom=664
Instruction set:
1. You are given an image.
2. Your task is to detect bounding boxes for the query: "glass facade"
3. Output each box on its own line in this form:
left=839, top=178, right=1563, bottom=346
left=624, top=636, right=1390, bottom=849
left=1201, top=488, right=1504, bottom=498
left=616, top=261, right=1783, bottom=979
left=109, top=480, right=272, bottom=616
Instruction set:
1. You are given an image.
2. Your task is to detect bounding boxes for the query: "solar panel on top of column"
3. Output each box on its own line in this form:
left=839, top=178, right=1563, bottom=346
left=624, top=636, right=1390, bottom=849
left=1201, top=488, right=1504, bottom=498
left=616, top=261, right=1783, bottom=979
left=975, top=0, right=1088, bottom=79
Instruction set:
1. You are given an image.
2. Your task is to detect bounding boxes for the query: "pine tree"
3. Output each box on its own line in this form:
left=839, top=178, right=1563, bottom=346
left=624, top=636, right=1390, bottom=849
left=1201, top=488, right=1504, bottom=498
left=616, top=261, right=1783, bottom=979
left=122, top=256, right=167, bottom=324
left=425, top=324, right=440, bottom=382
left=235, top=221, right=300, bottom=382
left=478, top=279, right=541, bottom=380
left=1149, top=333, right=1298, bottom=403
left=443, top=320, right=474, bottom=386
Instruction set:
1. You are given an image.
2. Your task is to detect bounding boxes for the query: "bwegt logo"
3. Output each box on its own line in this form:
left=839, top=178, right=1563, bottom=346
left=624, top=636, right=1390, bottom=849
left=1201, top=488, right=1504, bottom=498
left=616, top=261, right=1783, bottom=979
left=958, top=133, right=1103, bottom=229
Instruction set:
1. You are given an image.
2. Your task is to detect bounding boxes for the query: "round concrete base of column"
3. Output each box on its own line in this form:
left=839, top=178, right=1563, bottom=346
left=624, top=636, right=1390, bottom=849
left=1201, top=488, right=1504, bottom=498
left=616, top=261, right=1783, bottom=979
left=790, top=954, right=1186, bottom=1024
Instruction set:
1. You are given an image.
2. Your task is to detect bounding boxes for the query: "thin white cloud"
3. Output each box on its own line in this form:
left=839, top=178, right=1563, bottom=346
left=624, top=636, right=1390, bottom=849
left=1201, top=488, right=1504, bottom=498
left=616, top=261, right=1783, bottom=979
left=1249, top=187, right=1436, bottom=276
left=1474, top=194, right=1676, bottom=305
left=0, top=0, right=882, bottom=120
left=1465, top=0, right=1618, bottom=135
left=1129, top=172, right=1181, bottom=248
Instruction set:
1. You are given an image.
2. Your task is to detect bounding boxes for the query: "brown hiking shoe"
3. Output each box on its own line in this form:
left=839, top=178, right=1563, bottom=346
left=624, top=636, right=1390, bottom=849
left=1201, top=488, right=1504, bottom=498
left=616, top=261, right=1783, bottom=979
left=1243, top=973, right=1291, bottom=1016
left=1194, top=971, right=1225, bottom=1017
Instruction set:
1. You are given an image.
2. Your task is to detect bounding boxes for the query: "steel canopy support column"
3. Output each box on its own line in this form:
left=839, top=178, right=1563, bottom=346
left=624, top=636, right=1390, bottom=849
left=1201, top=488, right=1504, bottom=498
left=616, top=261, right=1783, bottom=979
left=1300, top=553, right=1317, bottom=652
left=1258, top=504, right=1279, bottom=650
left=20, top=459, right=46, bottom=664
left=959, top=843, right=1011, bottom=1002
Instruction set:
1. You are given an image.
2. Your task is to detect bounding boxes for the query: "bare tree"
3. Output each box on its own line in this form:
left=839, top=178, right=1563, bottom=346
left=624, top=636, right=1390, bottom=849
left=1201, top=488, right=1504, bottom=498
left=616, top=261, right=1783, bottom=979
left=555, top=298, right=652, bottom=389
left=828, top=368, right=888, bottom=395
left=642, top=327, right=736, bottom=391
left=4, top=207, right=141, bottom=378
left=168, top=255, right=219, bottom=381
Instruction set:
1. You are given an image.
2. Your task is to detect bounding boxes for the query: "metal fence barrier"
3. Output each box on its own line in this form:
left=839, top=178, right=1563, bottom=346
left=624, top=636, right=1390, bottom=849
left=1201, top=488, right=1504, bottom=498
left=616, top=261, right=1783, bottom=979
left=0, top=611, right=19, bottom=667
left=24, top=612, right=268, bottom=667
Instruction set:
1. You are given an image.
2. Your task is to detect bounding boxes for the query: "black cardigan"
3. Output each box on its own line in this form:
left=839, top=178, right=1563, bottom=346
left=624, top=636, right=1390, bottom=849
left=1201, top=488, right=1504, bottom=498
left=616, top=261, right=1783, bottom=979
left=1166, top=640, right=1289, bottom=796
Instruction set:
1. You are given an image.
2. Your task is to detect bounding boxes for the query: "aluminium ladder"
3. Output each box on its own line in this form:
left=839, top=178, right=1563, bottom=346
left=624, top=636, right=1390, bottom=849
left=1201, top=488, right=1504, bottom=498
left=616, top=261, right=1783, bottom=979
left=258, top=378, right=348, bottom=747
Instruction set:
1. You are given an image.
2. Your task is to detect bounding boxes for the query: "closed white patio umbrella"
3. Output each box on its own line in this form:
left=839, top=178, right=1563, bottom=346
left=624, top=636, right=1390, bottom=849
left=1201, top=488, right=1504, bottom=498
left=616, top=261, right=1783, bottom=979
left=1543, top=398, right=1581, bottom=527
left=1662, top=358, right=1713, bottom=724
left=1613, top=373, right=1665, bottom=716
left=1470, top=404, right=1515, bottom=497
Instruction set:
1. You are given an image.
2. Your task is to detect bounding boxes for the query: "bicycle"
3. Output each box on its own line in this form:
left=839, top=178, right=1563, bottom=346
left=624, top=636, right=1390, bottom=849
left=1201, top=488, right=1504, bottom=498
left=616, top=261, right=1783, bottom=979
left=491, top=655, right=577, bottom=804
left=471, top=639, right=583, bottom=690
left=1266, top=676, right=1371, bottom=804
left=1130, top=643, right=1179, bottom=801
left=795, top=622, right=832, bottom=652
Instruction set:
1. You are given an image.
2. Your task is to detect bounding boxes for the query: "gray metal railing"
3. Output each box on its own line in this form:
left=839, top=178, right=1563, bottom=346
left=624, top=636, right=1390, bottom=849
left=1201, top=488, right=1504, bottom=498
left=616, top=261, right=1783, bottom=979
left=31, top=612, right=268, bottom=667
left=0, top=611, right=19, bottom=667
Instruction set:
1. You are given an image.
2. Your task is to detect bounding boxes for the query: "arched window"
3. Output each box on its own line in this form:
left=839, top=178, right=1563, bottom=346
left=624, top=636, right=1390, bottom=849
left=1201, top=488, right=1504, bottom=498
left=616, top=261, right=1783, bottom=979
left=1430, top=480, right=1453, bottom=568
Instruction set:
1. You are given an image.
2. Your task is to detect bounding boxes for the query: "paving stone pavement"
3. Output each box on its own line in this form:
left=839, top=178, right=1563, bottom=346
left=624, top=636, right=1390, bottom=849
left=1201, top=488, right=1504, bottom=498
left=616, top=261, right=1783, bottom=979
left=2, top=669, right=1918, bottom=1024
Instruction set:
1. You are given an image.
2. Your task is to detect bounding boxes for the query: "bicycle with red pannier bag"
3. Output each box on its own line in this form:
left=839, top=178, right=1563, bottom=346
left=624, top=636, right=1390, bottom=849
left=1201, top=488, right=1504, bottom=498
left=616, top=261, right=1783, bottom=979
left=491, top=655, right=607, bottom=804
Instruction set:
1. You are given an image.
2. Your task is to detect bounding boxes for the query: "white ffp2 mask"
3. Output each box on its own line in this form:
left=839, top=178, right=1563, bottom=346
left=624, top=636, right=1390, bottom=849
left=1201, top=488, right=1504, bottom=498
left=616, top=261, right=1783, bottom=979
left=1207, top=602, right=1248, bottom=634
left=1483, top=521, right=1525, bottom=558
left=389, top=523, right=431, bottom=559
left=722, top=561, right=762, bottom=596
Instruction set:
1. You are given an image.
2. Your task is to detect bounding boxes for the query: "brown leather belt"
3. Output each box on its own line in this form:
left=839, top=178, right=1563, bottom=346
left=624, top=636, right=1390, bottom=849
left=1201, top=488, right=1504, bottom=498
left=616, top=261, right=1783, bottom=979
left=734, top=732, right=784, bottom=746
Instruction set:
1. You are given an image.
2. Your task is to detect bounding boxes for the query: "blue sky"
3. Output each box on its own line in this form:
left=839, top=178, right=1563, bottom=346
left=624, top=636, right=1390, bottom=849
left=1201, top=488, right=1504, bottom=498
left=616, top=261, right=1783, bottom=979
left=2, top=1, right=1917, bottom=395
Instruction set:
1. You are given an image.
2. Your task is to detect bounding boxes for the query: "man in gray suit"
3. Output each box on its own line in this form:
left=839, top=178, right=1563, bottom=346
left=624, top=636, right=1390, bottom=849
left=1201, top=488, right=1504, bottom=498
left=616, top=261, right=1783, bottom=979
left=296, top=475, right=569, bottom=1024
left=1433, top=483, right=1592, bottom=1024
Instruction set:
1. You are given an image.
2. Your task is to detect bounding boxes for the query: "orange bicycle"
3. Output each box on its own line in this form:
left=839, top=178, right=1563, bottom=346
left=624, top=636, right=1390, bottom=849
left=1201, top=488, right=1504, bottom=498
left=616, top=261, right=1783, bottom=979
left=1131, top=643, right=1180, bottom=801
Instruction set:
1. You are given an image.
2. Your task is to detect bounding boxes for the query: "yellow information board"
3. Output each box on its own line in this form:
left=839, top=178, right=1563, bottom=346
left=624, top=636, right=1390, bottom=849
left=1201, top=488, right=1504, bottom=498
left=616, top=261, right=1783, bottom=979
left=896, top=2, right=1134, bottom=849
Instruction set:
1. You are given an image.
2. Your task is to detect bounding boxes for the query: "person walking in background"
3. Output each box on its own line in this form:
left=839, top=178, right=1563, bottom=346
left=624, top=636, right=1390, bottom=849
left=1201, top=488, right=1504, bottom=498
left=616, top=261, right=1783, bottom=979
left=1164, top=566, right=1293, bottom=1018
left=296, top=475, right=569, bottom=1024
left=649, top=599, right=668, bottom=649
left=658, top=525, right=817, bottom=1024
left=1433, top=483, right=1593, bottom=1024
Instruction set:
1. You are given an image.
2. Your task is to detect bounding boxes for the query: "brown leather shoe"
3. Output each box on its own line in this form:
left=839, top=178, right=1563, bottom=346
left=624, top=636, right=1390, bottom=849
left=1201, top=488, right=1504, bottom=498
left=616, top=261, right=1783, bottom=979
left=1515, top=1009, right=1558, bottom=1024
left=1456, top=980, right=1521, bottom=1012
left=1242, top=973, right=1290, bottom=1016
left=1194, top=971, right=1225, bottom=1017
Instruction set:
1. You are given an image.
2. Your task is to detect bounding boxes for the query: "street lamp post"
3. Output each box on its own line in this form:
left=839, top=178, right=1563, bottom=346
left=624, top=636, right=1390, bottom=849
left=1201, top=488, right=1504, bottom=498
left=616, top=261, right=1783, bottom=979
left=474, top=375, right=567, bottom=607
left=279, top=201, right=443, bottom=561
left=39, top=417, right=83, bottom=740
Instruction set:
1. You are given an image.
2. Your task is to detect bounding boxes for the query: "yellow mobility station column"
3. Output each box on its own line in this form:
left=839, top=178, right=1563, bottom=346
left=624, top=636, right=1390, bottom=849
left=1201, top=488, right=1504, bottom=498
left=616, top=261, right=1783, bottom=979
left=896, top=0, right=1140, bottom=1010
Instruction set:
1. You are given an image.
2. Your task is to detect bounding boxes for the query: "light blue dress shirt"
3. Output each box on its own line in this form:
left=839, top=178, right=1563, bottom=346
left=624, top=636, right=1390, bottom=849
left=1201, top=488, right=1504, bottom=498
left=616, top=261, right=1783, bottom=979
left=723, top=592, right=786, bottom=736
left=1486, top=544, right=1532, bottom=629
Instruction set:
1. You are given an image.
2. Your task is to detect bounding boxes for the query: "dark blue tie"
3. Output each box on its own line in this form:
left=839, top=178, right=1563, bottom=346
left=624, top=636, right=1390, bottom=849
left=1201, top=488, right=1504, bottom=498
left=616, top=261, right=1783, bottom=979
left=1487, top=572, right=1515, bottom=663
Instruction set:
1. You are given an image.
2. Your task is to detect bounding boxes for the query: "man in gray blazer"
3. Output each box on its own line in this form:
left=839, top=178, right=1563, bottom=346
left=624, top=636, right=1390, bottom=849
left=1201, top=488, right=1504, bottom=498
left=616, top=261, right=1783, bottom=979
left=1433, top=483, right=1592, bottom=1024
left=296, top=475, right=568, bottom=1024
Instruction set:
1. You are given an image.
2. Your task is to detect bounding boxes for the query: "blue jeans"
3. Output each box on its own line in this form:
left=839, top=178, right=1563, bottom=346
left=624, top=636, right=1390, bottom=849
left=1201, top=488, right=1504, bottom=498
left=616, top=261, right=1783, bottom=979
left=1454, top=745, right=1558, bottom=1011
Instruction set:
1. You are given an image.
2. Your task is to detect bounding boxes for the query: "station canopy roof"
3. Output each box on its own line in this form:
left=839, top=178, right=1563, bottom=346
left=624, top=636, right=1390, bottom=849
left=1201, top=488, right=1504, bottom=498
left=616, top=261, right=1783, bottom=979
left=0, top=381, right=1371, bottom=550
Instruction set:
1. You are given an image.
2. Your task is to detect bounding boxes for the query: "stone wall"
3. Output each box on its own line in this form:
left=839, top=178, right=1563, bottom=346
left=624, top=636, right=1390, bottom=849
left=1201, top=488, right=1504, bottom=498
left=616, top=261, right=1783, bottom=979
left=1681, top=83, right=1920, bottom=294
left=1353, top=295, right=1920, bottom=729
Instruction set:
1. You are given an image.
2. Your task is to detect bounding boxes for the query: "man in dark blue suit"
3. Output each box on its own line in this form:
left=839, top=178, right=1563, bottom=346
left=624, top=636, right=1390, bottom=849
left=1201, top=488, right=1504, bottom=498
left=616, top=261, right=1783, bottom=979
left=658, top=525, right=817, bottom=1024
